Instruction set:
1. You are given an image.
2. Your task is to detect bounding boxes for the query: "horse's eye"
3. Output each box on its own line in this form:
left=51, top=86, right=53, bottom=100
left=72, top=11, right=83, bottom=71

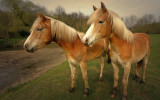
left=99, top=21, right=103, bottom=24
left=37, top=28, right=43, bottom=31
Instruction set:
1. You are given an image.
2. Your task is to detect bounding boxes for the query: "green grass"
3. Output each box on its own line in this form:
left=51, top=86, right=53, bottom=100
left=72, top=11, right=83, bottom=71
left=0, top=34, right=160, bottom=100
left=0, top=39, right=24, bottom=47
left=0, top=39, right=59, bottom=51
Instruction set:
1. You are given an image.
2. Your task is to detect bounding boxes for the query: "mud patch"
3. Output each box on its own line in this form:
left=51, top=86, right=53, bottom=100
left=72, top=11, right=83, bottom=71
left=0, top=45, right=66, bottom=93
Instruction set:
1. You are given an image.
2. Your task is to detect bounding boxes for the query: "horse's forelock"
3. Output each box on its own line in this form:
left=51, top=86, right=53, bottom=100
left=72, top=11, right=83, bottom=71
left=87, top=9, right=104, bottom=25
left=30, top=17, right=41, bottom=33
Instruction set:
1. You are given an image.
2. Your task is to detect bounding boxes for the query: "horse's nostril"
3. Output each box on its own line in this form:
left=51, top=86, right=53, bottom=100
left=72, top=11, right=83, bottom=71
left=85, top=38, right=88, bottom=43
left=30, top=48, right=34, bottom=53
left=84, top=42, right=89, bottom=47
left=26, top=47, right=35, bottom=53
left=24, top=44, right=29, bottom=50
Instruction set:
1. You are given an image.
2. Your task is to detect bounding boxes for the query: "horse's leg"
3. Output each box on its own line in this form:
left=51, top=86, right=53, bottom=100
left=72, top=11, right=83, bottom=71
left=98, top=56, right=105, bottom=81
left=133, top=63, right=141, bottom=81
left=80, top=61, right=90, bottom=96
left=110, top=62, right=119, bottom=98
left=122, top=63, right=131, bottom=100
left=141, top=56, right=148, bottom=84
left=68, top=62, right=76, bottom=93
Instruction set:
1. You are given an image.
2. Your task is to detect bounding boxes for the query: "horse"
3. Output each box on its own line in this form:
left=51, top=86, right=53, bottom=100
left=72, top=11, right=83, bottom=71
left=23, top=12, right=110, bottom=96
left=82, top=2, right=150, bottom=100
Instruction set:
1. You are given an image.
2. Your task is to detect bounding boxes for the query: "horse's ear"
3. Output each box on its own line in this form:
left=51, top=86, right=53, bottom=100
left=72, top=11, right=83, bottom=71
left=38, top=12, right=46, bottom=22
left=101, top=2, right=107, bottom=12
left=93, top=5, right=97, bottom=11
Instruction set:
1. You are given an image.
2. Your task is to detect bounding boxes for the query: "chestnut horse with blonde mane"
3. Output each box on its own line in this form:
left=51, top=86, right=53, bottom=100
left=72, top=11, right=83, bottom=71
left=24, top=12, right=110, bottom=96
left=82, top=2, right=150, bottom=100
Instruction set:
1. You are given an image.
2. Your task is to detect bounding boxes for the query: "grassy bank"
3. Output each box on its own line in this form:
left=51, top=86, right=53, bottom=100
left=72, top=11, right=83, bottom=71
left=0, top=34, right=160, bottom=100
left=0, top=39, right=59, bottom=51
left=0, top=39, right=24, bottom=48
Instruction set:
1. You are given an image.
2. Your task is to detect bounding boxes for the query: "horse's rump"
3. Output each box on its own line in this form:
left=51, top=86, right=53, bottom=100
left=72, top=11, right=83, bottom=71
left=132, top=33, right=150, bottom=62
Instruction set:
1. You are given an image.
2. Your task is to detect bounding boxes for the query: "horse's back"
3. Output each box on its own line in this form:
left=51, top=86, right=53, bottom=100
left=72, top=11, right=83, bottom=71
left=134, top=33, right=150, bottom=42
left=134, top=33, right=150, bottom=48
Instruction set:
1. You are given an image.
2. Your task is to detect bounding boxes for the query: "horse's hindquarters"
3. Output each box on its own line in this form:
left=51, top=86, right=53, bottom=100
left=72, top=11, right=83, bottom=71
left=132, top=33, right=150, bottom=63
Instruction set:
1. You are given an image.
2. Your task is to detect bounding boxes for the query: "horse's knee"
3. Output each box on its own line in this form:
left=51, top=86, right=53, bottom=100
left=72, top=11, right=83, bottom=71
left=122, top=79, right=128, bottom=86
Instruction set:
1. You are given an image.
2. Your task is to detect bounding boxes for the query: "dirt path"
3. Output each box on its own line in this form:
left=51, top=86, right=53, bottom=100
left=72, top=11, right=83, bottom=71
left=0, top=45, right=66, bottom=93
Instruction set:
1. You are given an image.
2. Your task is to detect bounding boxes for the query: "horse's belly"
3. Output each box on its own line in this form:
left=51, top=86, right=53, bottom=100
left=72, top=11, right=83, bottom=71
left=132, top=51, right=147, bottom=63
left=132, top=44, right=148, bottom=63
left=87, top=50, right=105, bottom=61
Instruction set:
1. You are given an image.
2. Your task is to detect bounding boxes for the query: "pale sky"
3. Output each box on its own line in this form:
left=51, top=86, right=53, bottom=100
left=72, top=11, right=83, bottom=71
left=30, top=0, right=160, bottom=17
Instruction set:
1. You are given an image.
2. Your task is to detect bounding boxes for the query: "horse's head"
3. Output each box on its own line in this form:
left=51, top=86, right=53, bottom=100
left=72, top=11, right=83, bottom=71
left=24, top=12, right=52, bottom=53
left=82, top=2, right=112, bottom=47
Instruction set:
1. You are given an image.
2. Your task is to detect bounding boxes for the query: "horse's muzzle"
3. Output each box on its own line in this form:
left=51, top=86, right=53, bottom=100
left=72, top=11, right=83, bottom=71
left=83, top=38, right=89, bottom=47
left=24, top=44, right=35, bottom=53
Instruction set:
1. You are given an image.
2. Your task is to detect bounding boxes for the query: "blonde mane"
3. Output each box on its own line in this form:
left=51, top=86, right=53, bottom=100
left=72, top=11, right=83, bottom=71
left=48, top=17, right=79, bottom=42
left=30, top=17, right=41, bottom=32
left=31, top=16, right=84, bottom=42
left=87, top=9, right=134, bottom=43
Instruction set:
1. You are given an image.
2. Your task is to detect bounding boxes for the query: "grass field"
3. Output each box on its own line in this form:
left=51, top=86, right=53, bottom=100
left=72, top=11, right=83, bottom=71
left=0, top=39, right=24, bottom=47
left=0, top=34, right=160, bottom=100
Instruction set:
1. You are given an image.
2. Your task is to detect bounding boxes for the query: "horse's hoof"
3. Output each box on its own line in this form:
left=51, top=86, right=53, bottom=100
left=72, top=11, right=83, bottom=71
left=110, top=88, right=117, bottom=98
left=110, top=94, right=116, bottom=98
left=98, top=77, right=103, bottom=82
left=121, top=96, right=127, bottom=100
left=132, top=75, right=139, bottom=82
left=84, top=88, right=89, bottom=97
left=140, top=80, right=145, bottom=85
left=68, top=87, right=75, bottom=93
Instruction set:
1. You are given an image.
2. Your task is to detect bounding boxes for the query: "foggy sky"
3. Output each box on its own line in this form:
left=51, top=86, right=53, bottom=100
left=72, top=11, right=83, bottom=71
left=30, top=0, right=160, bottom=17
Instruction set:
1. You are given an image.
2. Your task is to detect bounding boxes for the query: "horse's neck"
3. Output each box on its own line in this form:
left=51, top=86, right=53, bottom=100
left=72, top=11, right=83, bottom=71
left=109, top=33, right=128, bottom=51
left=56, top=35, right=84, bottom=53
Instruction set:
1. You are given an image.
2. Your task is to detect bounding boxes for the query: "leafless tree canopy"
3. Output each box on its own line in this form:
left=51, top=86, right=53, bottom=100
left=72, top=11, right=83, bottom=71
left=124, top=14, right=159, bottom=34
left=0, top=0, right=159, bottom=39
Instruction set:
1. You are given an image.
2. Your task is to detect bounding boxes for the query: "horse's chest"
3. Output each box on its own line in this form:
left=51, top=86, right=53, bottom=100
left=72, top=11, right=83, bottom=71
left=110, top=50, right=123, bottom=64
left=66, top=52, right=81, bottom=66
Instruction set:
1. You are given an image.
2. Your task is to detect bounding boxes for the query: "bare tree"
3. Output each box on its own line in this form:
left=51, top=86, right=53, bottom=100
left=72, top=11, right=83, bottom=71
left=137, top=14, right=156, bottom=25
left=54, top=6, right=66, bottom=20
left=0, top=11, right=11, bottom=39
left=1, top=0, right=48, bottom=26
left=124, top=15, right=137, bottom=29
left=55, top=6, right=66, bottom=15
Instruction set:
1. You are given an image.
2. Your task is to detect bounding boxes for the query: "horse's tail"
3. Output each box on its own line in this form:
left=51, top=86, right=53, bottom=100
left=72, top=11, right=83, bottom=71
left=106, top=49, right=111, bottom=64
left=104, top=37, right=111, bottom=64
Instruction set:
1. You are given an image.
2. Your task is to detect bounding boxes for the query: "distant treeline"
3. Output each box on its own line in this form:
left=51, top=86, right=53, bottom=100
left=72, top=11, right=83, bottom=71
left=52, top=6, right=89, bottom=33
left=123, top=15, right=160, bottom=34
left=0, top=0, right=160, bottom=39
left=0, top=0, right=48, bottom=39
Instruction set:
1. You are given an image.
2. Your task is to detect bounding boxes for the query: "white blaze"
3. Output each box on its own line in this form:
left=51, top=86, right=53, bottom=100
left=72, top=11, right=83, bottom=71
left=86, top=23, right=94, bottom=37
left=24, top=31, right=40, bottom=50
left=82, top=23, right=94, bottom=43
left=24, top=31, right=33, bottom=47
